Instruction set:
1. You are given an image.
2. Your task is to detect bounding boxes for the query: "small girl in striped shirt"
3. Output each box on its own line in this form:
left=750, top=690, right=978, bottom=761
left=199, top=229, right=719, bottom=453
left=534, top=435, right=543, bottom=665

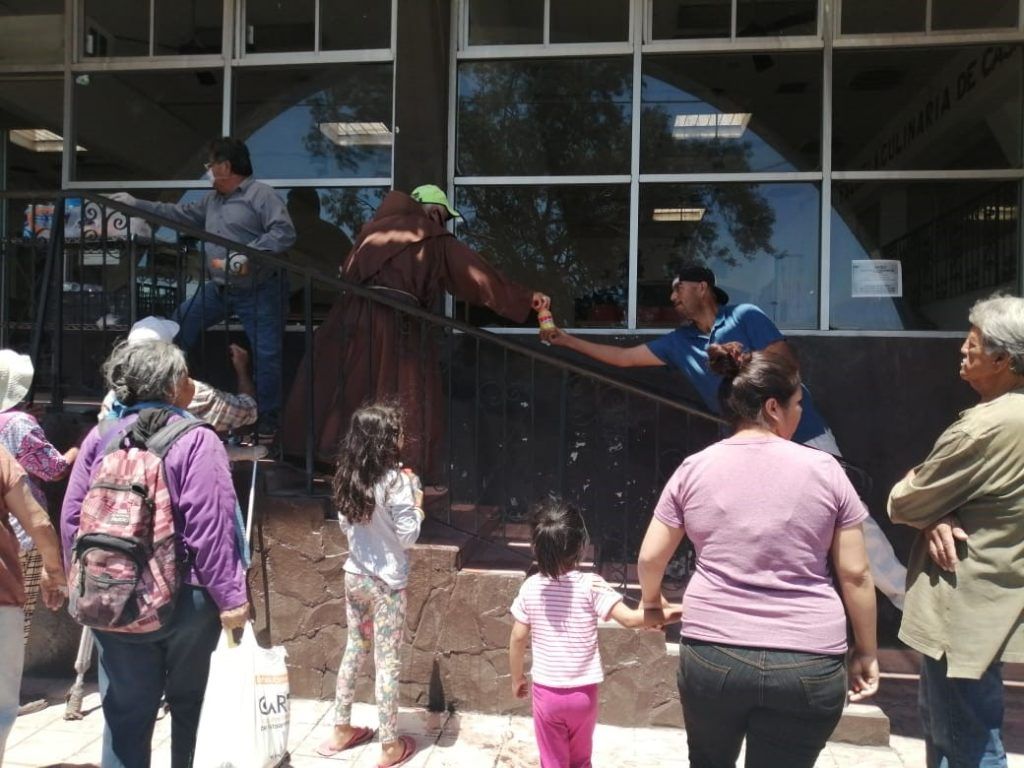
left=509, top=500, right=650, bottom=768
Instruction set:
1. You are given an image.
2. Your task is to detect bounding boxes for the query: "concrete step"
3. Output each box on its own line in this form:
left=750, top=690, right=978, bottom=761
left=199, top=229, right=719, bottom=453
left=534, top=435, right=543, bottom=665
left=831, top=703, right=891, bottom=746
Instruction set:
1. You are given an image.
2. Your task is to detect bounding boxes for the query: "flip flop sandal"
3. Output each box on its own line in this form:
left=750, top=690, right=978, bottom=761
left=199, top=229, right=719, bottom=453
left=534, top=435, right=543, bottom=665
left=316, top=726, right=374, bottom=757
left=377, top=735, right=416, bottom=768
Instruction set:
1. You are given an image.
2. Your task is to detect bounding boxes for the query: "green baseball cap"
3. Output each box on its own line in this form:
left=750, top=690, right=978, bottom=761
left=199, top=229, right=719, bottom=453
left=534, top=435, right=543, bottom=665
left=411, top=184, right=462, bottom=219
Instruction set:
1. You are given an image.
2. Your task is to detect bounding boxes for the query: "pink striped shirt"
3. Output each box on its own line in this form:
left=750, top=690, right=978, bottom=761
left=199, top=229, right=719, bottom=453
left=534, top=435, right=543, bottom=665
left=510, top=570, right=623, bottom=688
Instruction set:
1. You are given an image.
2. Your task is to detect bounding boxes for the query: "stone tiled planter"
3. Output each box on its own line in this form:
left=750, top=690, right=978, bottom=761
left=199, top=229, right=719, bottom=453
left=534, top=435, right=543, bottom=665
left=247, top=494, right=683, bottom=727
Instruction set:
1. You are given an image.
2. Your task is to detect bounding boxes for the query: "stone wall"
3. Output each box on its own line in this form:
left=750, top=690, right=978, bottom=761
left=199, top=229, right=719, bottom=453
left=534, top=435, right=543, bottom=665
left=248, top=494, right=683, bottom=727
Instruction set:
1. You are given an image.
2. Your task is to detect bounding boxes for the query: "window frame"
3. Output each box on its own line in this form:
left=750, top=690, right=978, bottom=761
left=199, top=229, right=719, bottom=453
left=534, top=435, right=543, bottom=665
left=834, top=0, right=1024, bottom=39
left=448, top=0, right=1024, bottom=336
left=59, top=0, right=396, bottom=192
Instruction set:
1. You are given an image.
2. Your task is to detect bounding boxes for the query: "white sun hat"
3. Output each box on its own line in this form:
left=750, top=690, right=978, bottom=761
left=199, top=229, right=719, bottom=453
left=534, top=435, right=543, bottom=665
left=0, top=349, right=35, bottom=413
left=127, top=316, right=180, bottom=345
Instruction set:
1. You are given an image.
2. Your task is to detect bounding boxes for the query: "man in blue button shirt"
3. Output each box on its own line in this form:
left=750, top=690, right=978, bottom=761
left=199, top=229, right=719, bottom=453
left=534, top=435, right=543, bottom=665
left=546, top=263, right=906, bottom=608
left=115, top=138, right=297, bottom=437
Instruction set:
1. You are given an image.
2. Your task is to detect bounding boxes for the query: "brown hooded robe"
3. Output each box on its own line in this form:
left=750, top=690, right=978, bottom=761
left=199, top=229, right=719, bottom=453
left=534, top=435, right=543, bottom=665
left=281, top=191, right=534, bottom=479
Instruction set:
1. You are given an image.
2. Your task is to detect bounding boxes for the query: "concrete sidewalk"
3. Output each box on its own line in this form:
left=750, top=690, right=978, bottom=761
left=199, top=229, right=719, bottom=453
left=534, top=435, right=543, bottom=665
left=6, top=677, right=1023, bottom=767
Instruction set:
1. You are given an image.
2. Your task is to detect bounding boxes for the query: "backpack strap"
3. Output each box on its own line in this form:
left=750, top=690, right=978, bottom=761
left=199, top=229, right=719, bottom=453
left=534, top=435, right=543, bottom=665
left=144, top=417, right=213, bottom=459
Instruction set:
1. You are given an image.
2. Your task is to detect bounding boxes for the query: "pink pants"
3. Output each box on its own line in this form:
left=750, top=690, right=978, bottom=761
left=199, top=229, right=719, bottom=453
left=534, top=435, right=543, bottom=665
left=531, top=682, right=599, bottom=768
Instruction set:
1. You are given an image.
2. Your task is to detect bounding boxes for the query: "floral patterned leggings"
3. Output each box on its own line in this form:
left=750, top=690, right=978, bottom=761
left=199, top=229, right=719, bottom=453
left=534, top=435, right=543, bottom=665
left=333, top=572, right=407, bottom=743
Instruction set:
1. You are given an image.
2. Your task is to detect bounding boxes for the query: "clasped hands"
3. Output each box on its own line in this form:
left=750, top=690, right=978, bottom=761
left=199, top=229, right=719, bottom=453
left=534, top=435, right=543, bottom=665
left=642, top=596, right=683, bottom=629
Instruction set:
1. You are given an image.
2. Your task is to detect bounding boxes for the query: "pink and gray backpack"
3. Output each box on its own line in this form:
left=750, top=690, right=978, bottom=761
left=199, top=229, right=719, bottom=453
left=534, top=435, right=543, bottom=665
left=68, top=409, right=211, bottom=633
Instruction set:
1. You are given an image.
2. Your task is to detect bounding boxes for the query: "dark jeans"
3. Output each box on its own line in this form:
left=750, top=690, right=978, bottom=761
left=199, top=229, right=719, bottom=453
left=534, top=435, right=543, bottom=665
left=175, top=275, right=286, bottom=430
left=919, top=655, right=1007, bottom=768
left=677, top=639, right=847, bottom=768
left=93, top=585, right=221, bottom=768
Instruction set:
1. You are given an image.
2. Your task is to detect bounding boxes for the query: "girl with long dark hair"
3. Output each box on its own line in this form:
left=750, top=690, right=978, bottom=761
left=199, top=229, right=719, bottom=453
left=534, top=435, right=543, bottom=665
left=317, top=403, right=424, bottom=767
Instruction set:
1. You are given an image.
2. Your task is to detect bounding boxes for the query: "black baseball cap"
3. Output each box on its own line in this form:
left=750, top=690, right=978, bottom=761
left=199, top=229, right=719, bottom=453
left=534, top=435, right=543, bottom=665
left=673, top=265, right=729, bottom=305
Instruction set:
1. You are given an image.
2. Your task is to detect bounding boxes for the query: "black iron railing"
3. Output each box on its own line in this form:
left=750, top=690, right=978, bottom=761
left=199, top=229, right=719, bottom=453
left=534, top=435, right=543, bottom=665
left=1, top=189, right=723, bottom=574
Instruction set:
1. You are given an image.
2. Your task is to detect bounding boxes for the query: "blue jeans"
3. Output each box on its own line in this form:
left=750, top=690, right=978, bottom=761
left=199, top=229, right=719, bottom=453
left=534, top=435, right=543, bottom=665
left=93, top=586, right=221, bottom=768
left=919, top=655, right=1007, bottom=768
left=174, top=275, right=286, bottom=430
left=677, top=639, right=847, bottom=768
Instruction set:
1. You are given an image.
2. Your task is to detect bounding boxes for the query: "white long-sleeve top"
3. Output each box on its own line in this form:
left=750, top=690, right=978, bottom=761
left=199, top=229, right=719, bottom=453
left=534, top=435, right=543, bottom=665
left=339, top=468, right=423, bottom=590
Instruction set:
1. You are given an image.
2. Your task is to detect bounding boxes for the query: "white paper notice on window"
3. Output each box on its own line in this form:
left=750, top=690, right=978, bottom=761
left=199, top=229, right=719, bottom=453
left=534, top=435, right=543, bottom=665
left=851, top=260, right=902, bottom=298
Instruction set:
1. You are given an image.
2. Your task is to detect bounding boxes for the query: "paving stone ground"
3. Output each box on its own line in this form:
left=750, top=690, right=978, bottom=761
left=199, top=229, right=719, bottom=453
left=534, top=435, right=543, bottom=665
left=6, top=676, right=1023, bottom=767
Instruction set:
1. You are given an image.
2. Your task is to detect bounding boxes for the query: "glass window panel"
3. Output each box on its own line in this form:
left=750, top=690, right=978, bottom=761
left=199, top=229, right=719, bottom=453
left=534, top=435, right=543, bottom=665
left=840, top=0, right=925, bottom=34
left=833, top=46, right=1023, bottom=171
left=0, top=1, right=64, bottom=65
left=641, top=53, right=822, bottom=173
left=550, top=0, right=630, bottom=43
left=321, top=0, right=391, bottom=50
left=83, top=0, right=149, bottom=57
left=73, top=70, right=223, bottom=181
left=932, top=0, right=1017, bottom=30
left=453, top=185, right=630, bottom=328
left=154, top=0, right=223, bottom=55
left=283, top=186, right=387, bottom=317
left=737, top=0, right=816, bottom=36
left=639, top=183, right=820, bottom=329
left=233, top=64, right=393, bottom=180
left=245, top=0, right=314, bottom=53
left=651, top=0, right=731, bottom=40
left=468, top=0, right=543, bottom=45
left=830, top=180, right=1018, bottom=331
left=0, top=76, right=64, bottom=190
left=457, top=58, right=632, bottom=176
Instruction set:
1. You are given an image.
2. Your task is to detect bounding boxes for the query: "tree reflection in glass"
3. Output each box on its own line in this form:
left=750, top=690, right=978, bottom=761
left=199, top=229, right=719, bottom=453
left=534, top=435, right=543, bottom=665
left=457, top=58, right=633, bottom=176
left=453, top=186, right=630, bottom=328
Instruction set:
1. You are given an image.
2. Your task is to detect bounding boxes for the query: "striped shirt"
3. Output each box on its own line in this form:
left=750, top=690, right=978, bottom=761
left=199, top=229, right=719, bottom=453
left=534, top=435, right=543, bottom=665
left=510, top=570, right=623, bottom=688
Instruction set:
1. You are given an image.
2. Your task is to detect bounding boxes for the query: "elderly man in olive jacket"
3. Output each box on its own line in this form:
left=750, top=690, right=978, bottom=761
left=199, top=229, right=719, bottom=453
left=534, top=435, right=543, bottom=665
left=888, top=295, right=1024, bottom=768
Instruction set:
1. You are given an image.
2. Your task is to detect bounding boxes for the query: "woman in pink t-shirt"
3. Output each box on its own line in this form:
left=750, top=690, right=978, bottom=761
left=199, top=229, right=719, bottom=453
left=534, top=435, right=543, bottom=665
left=637, top=342, right=880, bottom=768
left=509, top=501, right=651, bottom=768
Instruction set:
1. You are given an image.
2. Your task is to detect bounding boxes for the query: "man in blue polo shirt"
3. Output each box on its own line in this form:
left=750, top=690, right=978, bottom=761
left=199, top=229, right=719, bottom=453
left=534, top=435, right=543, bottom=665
left=546, top=263, right=906, bottom=608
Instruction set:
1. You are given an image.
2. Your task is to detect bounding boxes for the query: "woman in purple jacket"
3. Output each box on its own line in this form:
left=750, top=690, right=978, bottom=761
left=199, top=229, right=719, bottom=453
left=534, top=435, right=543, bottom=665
left=60, top=340, right=248, bottom=768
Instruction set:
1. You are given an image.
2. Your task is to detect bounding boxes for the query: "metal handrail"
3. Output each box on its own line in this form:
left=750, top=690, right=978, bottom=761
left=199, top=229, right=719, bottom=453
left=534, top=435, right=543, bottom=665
left=2, top=187, right=724, bottom=577
left=63, top=190, right=722, bottom=425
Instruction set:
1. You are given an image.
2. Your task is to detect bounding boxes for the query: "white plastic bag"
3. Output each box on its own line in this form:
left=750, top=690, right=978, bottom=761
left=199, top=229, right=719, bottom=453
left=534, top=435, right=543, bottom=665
left=193, top=623, right=290, bottom=768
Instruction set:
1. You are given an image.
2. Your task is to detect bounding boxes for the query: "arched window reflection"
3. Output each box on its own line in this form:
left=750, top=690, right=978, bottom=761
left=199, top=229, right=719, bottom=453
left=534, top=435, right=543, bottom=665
left=641, top=53, right=822, bottom=174
left=234, top=64, right=393, bottom=180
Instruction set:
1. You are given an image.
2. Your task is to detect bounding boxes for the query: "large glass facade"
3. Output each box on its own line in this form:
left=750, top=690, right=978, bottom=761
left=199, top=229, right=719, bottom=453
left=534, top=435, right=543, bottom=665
left=455, top=0, right=1022, bottom=332
left=0, top=1, right=1020, bottom=336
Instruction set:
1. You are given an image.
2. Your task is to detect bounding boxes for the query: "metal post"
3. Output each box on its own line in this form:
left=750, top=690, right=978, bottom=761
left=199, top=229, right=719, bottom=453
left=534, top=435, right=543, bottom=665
left=29, top=197, right=65, bottom=405
left=303, top=272, right=314, bottom=494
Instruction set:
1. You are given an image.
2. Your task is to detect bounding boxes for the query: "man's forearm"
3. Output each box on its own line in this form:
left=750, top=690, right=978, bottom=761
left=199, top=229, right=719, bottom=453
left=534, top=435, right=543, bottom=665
left=562, top=334, right=632, bottom=367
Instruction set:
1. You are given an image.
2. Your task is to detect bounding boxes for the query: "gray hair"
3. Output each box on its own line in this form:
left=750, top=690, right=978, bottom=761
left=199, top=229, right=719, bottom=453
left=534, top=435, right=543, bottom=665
left=969, top=294, right=1024, bottom=375
left=102, top=339, right=188, bottom=405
